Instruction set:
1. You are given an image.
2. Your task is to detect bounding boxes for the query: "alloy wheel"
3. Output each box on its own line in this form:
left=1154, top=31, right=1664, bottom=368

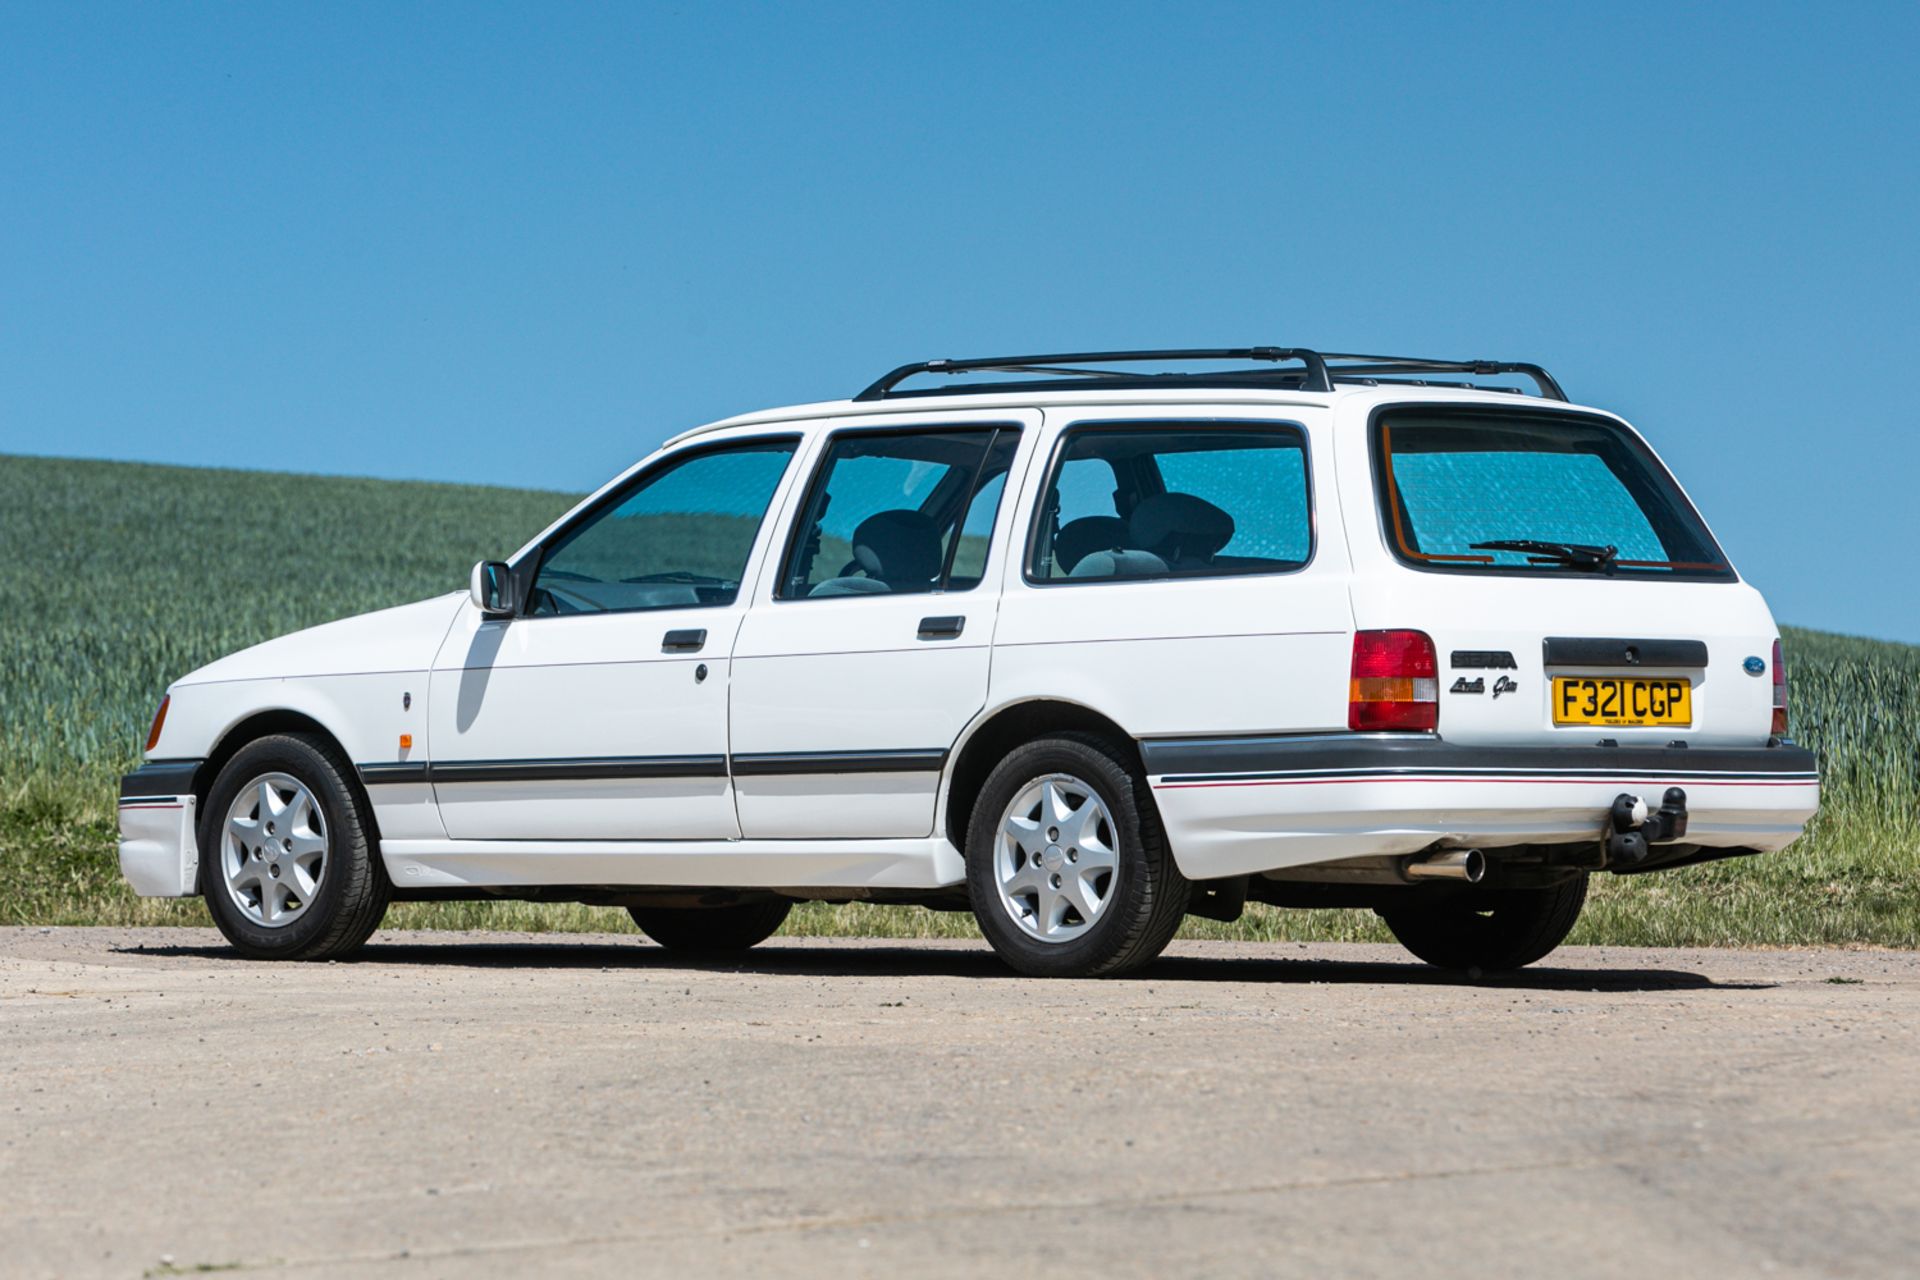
left=220, top=773, right=328, bottom=927
left=993, top=773, right=1119, bottom=943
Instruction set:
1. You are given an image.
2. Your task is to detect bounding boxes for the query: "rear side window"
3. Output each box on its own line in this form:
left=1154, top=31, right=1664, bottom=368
left=1373, top=409, right=1731, bottom=578
left=1029, top=424, right=1312, bottom=582
left=778, top=427, right=1020, bottom=599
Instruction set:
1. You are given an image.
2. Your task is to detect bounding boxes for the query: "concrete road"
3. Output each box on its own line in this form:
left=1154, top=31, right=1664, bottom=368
left=2, top=929, right=1916, bottom=1279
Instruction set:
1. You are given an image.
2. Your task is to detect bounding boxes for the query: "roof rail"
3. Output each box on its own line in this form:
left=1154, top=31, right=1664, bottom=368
left=854, top=348, right=1566, bottom=403
left=853, top=348, right=1333, bottom=401
left=1316, top=354, right=1566, bottom=401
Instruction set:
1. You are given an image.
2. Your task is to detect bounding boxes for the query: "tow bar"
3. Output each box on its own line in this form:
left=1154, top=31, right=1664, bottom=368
left=1605, top=788, right=1689, bottom=867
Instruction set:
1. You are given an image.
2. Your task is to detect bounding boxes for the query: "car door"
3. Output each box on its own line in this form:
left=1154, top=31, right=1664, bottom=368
left=729, top=412, right=1035, bottom=838
left=427, top=432, right=802, bottom=840
left=991, top=409, right=1355, bottom=743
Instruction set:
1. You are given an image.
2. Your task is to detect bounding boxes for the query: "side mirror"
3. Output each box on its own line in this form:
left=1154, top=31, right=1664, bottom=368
left=469, top=561, right=517, bottom=617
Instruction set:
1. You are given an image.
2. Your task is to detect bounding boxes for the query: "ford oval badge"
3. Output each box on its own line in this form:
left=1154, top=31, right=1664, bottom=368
left=1743, top=655, right=1766, bottom=676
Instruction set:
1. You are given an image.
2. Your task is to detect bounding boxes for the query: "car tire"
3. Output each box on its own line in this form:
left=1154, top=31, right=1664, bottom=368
left=199, top=733, right=390, bottom=960
left=966, top=733, right=1189, bottom=978
left=628, top=900, right=792, bottom=953
left=1379, top=873, right=1589, bottom=972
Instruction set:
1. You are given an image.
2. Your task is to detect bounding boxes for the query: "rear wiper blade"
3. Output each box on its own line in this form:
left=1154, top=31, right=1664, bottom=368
left=1470, top=539, right=1618, bottom=570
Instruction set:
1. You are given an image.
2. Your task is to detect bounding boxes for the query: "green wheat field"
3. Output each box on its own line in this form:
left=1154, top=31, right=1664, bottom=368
left=2, top=452, right=1916, bottom=946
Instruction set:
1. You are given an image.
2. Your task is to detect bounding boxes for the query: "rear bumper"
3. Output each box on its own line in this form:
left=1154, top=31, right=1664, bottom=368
left=1142, top=734, right=1820, bottom=880
left=117, top=760, right=204, bottom=897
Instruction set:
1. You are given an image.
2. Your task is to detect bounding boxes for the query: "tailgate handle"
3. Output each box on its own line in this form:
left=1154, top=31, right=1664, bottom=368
left=1543, top=637, right=1708, bottom=668
left=662, top=628, right=707, bottom=653
left=917, top=615, right=965, bottom=641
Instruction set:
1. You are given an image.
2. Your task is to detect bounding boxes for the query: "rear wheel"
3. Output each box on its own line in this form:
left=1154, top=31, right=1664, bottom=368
left=1379, top=874, right=1589, bottom=972
left=966, top=733, right=1188, bottom=977
left=627, top=900, right=791, bottom=953
left=200, top=733, right=389, bottom=960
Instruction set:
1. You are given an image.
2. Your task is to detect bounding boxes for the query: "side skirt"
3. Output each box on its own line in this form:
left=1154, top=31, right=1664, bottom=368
left=380, top=836, right=966, bottom=892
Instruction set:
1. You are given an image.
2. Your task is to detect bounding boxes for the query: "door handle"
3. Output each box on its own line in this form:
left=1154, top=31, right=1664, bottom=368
left=917, top=615, right=965, bottom=641
left=662, top=628, right=707, bottom=653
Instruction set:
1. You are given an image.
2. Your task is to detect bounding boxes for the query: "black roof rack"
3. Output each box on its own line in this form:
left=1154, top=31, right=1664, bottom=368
left=853, top=348, right=1566, bottom=403
left=1315, top=353, right=1566, bottom=401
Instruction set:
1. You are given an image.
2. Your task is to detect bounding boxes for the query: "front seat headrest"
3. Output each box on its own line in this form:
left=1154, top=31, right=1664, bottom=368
left=1053, top=515, right=1131, bottom=574
left=851, top=509, right=944, bottom=587
left=1129, top=492, right=1235, bottom=562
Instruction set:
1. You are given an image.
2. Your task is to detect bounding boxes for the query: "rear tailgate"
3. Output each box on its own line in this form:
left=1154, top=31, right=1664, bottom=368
left=1353, top=575, right=1780, bottom=748
left=1352, top=400, right=1782, bottom=750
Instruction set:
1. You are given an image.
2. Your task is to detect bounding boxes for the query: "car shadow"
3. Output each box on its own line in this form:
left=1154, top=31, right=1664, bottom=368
left=118, top=937, right=1772, bottom=992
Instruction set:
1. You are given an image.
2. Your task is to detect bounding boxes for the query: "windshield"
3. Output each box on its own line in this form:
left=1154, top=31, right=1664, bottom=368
left=1372, top=409, right=1731, bottom=578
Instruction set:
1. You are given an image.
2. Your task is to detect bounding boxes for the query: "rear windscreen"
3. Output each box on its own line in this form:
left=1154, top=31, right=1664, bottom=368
left=1373, top=409, right=1732, bottom=578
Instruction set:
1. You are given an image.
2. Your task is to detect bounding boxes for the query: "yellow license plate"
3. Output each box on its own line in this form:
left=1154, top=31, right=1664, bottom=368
left=1552, top=676, right=1692, bottom=727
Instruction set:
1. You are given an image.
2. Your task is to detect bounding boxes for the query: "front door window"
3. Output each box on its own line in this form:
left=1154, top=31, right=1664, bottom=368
left=529, top=439, right=798, bottom=615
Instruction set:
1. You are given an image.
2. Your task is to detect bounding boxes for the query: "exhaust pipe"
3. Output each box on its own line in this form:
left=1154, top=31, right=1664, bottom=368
left=1404, top=849, right=1486, bottom=883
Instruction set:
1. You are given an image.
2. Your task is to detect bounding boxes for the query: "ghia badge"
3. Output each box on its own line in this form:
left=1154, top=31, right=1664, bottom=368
left=1452, top=674, right=1520, bottom=698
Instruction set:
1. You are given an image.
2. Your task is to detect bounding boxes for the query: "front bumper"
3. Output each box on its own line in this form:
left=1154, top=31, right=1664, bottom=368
left=1142, top=735, right=1821, bottom=881
left=118, top=760, right=205, bottom=897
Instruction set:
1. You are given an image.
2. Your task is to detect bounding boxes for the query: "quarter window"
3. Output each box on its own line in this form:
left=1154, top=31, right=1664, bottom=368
left=779, top=428, right=1020, bottom=599
left=527, top=439, right=797, bottom=616
left=1030, top=425, right=1312, bottom=582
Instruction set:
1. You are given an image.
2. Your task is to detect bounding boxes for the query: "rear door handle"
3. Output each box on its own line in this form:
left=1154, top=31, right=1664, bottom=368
left=917, top=615, right=965, bottom=641
left=662, top=628, right=707, bottom=653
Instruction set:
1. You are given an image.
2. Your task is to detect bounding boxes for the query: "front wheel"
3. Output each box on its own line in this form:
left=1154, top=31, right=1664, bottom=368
left=1379, top=874, right=1589, bottom=972
left=627, top=900, right=791, bottom=953
left=200, top=733, right=390, bottom=960
left=966, top=733, right=1189, bottom=978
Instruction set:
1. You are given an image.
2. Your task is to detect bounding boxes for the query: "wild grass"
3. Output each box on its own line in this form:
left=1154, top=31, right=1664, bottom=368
left=1, top=453, right=1914, bottom=947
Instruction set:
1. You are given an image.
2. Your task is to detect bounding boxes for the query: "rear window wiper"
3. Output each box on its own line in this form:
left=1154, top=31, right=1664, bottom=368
left=1470, top=539, right=1618, bottom=570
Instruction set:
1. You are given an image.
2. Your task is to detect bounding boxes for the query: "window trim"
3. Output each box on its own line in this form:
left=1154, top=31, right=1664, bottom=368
left=1021, top=417, right=1318, bottom=589
left=515, top=432, right=804, bottom=620
left=1366, top=402, right=1738, bottom=584
left=771, top=421, right=1025, bottom=604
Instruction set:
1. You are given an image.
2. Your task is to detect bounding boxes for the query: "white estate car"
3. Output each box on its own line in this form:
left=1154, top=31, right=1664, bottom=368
left=119, top=349, right=1820, bottom=976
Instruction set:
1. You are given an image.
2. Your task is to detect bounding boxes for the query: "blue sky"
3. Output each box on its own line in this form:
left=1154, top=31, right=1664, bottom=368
left=3, top=2, right=1916, bottom=640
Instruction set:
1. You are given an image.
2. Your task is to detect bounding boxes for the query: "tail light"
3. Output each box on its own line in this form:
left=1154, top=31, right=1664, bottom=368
left=1349, top=630, right=1439, bottom=731
left=145, top=694, right=171, bottom=753
left=1771, top=639, right=1789, bottom=736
